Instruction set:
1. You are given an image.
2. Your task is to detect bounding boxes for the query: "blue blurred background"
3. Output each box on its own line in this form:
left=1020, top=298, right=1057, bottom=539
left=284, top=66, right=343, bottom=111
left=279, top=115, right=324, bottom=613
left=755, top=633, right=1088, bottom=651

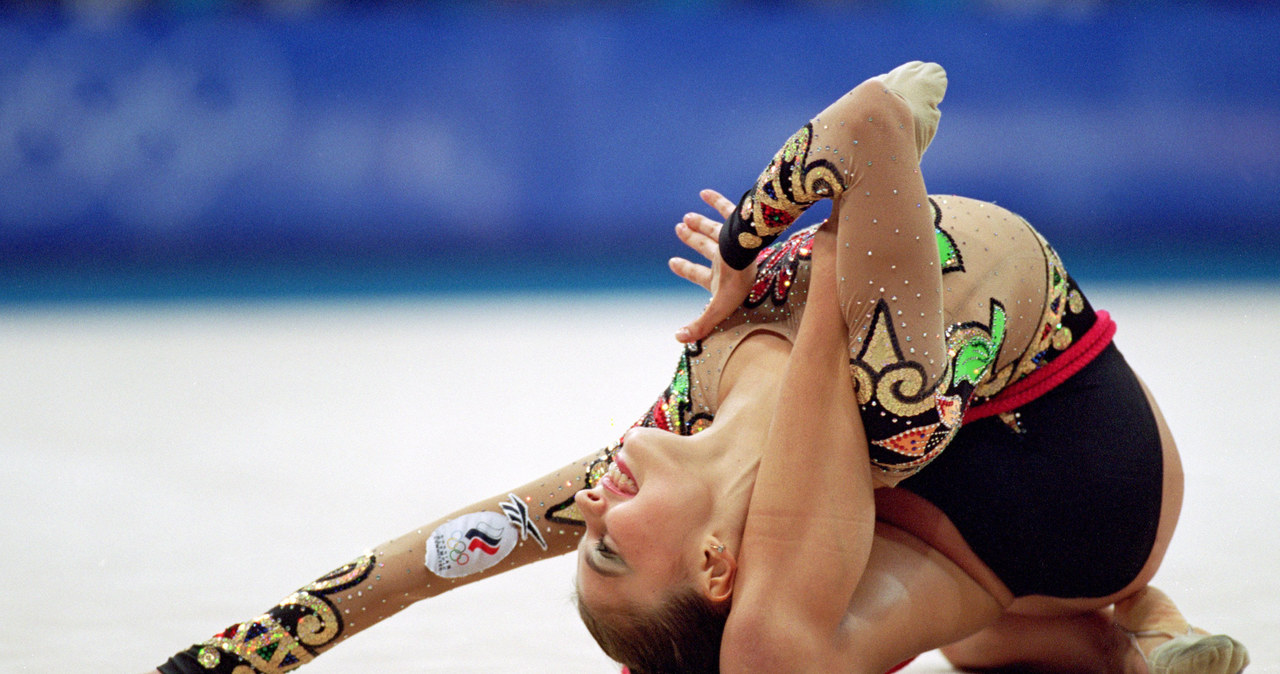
left=1, top=1, right=1276, bottom=302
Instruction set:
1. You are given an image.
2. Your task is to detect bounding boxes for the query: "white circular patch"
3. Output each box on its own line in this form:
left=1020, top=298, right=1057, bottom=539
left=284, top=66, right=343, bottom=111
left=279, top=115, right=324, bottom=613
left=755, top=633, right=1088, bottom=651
left=424, top=511, right=518, bottom=579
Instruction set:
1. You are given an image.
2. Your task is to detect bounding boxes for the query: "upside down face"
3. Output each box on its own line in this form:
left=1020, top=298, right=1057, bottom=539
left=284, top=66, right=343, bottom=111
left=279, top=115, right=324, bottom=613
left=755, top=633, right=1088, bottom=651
left=574, top=427, right=716, bottom=614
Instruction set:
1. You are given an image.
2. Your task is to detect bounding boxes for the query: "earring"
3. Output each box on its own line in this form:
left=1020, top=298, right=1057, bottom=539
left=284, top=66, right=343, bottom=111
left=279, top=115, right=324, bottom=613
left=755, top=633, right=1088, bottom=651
left=713, top=544, right=726, bottom=553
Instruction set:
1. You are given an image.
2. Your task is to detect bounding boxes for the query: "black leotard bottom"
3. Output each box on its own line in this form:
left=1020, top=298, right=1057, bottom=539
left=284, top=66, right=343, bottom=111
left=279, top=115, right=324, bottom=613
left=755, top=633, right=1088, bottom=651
left=900, top=343, right=1163, bottom=598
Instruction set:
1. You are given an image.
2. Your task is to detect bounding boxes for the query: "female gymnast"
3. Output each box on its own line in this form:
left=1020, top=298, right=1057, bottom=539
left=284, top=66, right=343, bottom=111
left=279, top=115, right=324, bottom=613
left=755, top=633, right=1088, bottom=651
left=154, top=63, right=1247, bottom=674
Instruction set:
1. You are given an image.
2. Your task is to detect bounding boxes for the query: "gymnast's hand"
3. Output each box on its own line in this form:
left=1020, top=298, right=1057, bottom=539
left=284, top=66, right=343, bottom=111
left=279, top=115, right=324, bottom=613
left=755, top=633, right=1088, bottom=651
left=669, top=189, right=758, bottom=343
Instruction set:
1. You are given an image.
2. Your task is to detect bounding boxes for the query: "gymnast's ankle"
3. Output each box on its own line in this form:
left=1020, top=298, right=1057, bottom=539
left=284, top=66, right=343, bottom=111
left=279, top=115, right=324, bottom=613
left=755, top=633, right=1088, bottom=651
left=875, top=60, right=947, bottom=161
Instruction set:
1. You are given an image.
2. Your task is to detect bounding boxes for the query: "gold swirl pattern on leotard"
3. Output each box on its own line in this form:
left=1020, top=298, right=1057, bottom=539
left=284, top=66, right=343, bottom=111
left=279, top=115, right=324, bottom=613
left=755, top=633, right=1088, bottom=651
left=854, top=299, right=1008, bottom=477
left=754, top=123, right=844, bottom=231
left=849, top=300, right=939, bottom=418
left=723, top=123, right=846, bottom=266
left=190, top=554, right=376, bottom=673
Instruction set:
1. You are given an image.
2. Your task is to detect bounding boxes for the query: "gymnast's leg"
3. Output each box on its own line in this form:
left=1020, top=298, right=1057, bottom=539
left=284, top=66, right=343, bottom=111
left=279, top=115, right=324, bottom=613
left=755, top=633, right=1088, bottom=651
left=941, top=610, right=1140, bottom=674
left=834, top=521, right=1005, bottom=674
left=934, top=387, right=1247, bottom=674
left=810, top=71, right=951, bottom=483
left=939, top=595, right=1246, bottom=674
left=717, top=67, right=947, bottom=407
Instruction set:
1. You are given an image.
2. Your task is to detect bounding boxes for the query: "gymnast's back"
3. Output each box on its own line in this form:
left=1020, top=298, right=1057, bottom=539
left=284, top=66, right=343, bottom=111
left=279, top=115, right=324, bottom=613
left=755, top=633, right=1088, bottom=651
left=642, top=193, right=1099, bottom=481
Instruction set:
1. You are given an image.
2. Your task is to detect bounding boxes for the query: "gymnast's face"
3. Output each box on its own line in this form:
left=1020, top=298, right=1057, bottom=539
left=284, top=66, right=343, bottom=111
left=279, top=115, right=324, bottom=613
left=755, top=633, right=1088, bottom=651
left=574, top=428, right=716, bottom=613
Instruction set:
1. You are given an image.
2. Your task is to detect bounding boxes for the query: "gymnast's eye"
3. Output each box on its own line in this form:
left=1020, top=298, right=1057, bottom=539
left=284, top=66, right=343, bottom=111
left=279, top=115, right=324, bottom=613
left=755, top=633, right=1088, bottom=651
left=595, top=538, right=618, bottom=561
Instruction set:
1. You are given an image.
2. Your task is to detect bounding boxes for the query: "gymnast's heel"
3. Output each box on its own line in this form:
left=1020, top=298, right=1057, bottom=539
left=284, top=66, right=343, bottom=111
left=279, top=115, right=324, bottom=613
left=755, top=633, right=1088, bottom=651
left=1126, top=628, right=1250, bottom=674
left=875, top=60, right=947, bottom=161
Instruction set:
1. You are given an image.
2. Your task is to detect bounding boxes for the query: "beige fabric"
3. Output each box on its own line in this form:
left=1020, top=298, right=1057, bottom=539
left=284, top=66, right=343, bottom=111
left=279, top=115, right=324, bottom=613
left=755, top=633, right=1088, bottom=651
left=684, top=78, right=1068, bottom=481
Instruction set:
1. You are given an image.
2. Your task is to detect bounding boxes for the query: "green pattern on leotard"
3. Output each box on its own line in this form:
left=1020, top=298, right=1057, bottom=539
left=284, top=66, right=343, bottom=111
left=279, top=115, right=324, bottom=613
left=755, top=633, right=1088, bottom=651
left=950, top=303, right=1006, bottom=387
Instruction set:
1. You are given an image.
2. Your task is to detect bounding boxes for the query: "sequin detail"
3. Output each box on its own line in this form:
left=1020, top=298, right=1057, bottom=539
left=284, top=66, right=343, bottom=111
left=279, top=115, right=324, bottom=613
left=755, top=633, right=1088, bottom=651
left=973, top=229, right=1090, bottom=401
left=745, top=226, right=815, bottom=308
left=719, top=123, right=845, bottom=269
left=645, top=349, right=694, bottom=433
left=856, top=299, right=1008, bottom=477
left=189, top=554, right=376, bottom=673
left=930, top=198, right=963, bottom=274
left=850, top=300, right=936, bottom=419
left=947, top=302, right=1007, bottom=388
left=545, top=346, right=715, bottom=526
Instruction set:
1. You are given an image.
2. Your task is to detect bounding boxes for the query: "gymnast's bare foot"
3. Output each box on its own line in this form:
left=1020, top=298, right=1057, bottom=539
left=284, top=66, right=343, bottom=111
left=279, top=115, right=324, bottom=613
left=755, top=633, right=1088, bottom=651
left=875, top=61, right=947, bottom=161
left=1115, top=586, right=1250, bottom=674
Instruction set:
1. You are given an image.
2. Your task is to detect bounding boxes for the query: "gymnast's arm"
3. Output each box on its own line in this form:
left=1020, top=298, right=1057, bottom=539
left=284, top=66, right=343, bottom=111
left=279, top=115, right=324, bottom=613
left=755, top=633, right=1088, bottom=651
left=675, top=61, right=944, bottom=344
left=153, top=451, right=602, bottom=673
left=720, top=226, right=877, bottom=671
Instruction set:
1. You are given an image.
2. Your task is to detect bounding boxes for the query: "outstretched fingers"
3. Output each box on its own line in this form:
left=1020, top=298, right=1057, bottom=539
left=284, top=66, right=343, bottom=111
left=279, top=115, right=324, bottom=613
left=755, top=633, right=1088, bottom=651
left=668, top=256, right=713, bottom=291
left=669, top=188, right=758, bottom=343
left=701, top=188, right=736, bottom=220
left=677, top=215, right=721, bottom=261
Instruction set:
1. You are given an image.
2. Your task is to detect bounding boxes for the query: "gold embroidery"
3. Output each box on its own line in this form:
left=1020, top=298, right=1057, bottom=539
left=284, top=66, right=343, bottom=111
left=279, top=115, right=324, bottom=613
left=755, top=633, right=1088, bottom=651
left=193, top=554, right=375, bottom=673
left=743, top=124, right=846, bottom=243
left=849, top=301, right=939, bottom=417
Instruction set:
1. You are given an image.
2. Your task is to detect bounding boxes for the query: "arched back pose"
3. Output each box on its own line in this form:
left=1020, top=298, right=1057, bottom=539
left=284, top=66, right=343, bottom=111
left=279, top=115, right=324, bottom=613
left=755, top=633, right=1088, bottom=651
left=573, top=64, right=1248, bottom=674
left=154, top=64, right=1247, bottom=674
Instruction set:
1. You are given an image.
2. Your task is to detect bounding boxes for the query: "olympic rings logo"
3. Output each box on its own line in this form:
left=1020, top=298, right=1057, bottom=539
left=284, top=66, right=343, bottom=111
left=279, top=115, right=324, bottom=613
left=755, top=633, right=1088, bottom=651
left=442, top=523, right=505, bottom=567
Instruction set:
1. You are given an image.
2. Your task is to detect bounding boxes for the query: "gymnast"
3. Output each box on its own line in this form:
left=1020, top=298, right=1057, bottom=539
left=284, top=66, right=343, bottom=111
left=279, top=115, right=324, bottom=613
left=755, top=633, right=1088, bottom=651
left=155, top=63, right=1248, bottom=674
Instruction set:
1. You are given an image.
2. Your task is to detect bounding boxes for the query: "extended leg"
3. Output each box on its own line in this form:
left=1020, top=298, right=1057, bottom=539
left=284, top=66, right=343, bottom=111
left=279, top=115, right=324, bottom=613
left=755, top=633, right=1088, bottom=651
left=715, top=63, right=946, bottom=271
left=674, top=63, right=946, bottom=343
left=812, top=77, right=954, bottom=482
left=875, top=61, right=947, bottom=162
left=939, top=587, right=1251, bottom=674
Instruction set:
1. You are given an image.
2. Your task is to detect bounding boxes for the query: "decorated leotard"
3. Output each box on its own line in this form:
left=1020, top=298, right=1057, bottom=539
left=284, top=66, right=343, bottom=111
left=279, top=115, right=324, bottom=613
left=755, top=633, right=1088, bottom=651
left=609, top=79, right=1158, bottom=600
left=618, top=77, right=1157, bottom=601
left=156, top=71, right=1153, bottom=673
left=638, top=194, right=1110, bottom=483
left=621, top=75, right=1116, bottom=485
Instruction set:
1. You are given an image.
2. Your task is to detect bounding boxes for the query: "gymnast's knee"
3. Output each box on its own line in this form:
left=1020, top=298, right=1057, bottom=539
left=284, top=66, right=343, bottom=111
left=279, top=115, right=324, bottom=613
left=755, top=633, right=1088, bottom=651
left=823, top=78, right=917, bottom=151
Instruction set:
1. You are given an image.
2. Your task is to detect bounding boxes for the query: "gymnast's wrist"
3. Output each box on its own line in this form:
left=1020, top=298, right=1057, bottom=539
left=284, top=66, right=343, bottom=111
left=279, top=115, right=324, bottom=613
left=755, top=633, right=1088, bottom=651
left=719, top=203, right=766, bottom=271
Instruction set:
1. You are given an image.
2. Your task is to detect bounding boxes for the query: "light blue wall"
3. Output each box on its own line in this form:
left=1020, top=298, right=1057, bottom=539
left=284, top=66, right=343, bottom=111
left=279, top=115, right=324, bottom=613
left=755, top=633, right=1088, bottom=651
left=2, top=5, right=1276, bottom=299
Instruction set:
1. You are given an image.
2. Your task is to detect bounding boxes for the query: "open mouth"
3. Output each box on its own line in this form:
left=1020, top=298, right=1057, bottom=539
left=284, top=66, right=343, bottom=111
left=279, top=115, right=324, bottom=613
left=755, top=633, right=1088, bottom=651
left=601, top=456, right=638, bottom=496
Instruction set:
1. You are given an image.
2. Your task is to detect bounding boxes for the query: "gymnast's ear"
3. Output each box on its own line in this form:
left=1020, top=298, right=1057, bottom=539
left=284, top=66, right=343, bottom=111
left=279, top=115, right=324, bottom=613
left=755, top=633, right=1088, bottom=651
left=698, top=540, right=736, bottom=603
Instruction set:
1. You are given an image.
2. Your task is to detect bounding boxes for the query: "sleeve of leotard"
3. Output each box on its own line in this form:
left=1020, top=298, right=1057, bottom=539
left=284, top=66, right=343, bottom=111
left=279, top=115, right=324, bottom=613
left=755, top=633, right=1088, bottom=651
left=718, top=123, right=843, bottom=270
left=154, top=450, right=610, bottom=673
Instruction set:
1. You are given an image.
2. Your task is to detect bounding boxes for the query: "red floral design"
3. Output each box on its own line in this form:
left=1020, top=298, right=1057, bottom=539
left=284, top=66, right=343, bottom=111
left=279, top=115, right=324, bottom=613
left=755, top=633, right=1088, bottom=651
left=744, top=226, right=815, bottom=308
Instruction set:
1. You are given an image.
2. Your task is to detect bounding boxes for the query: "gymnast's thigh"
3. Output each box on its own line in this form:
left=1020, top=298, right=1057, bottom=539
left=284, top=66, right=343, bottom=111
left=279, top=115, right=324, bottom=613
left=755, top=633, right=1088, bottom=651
left=818, top=83, right=942, bottom=347
left=834, top=521, right=1004, bottom=673
left=899, top=344, right=1165, bottom=600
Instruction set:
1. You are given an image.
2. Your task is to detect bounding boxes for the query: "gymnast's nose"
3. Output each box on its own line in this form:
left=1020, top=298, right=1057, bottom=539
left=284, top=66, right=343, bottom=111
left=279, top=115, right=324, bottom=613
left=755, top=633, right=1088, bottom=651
left=575, top=486, right=605, bottom=525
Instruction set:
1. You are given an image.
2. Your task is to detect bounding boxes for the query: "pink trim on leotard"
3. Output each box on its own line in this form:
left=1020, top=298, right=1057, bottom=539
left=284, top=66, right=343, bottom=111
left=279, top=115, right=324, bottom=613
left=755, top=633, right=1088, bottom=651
left=965, top=310, right=1116, bottom=423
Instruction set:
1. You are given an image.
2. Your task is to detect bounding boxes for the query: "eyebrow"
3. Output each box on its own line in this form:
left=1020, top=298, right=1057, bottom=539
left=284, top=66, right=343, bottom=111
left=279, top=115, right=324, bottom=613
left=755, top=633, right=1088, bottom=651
left=584, top=546, right=626, bottom=577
